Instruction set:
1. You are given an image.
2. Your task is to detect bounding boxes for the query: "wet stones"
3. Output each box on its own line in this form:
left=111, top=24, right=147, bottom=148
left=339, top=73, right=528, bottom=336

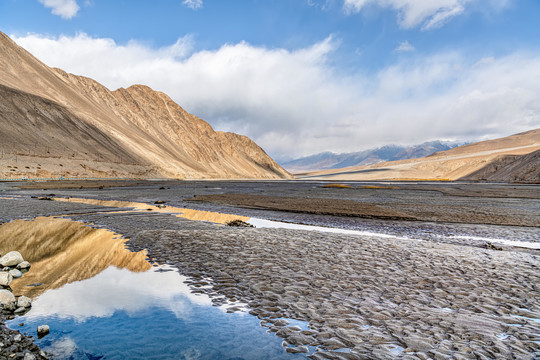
left=0, top=252, right=32, bottom=315
left=0, top=251, right=24, bottom=267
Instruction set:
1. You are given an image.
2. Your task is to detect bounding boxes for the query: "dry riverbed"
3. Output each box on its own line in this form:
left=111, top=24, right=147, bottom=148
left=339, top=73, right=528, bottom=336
left=0, top=180, right=539, bottom=359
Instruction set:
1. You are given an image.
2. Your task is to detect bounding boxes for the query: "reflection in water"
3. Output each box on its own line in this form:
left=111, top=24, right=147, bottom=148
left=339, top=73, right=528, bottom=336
left=12, top=266, right=303, bottom=360
left=55, top=197, right=250, bottom=224
left=0, top=217, right=150, bottom=298
left=27, top=266, right=212, bottom=321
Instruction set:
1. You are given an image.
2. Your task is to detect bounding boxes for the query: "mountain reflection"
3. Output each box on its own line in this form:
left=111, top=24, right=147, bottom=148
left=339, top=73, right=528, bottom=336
left=55, top=197, right=250, bottom=224
left=0, top=217, right=151, bottom=298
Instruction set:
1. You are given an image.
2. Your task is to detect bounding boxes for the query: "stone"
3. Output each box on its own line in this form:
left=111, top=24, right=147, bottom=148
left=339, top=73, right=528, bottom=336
left=286, top=346, right=309, bottom=353
left=24, top=354, right=36, bottom=360
left=0, top=271, right=13, bottom=286
left=0, top=251, right=24, bottom=267
left=13, top=334, right=22, bottom=342
left=9, top=269, right=23, bottom=279
left=17, top=296, right=32, bottom=308
left=14, top=307, right=28, bottom=315
left=16, top=261, right=31, bottom=270
left=37, top=325, right=49, bottom=338
left=273, top=319, right=290, bottom=327
left=0, top=289, right=16, bottom=308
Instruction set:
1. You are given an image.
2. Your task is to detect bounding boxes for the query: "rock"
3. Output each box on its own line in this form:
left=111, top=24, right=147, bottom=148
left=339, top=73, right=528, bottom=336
left=276, top=326, right=303, bottom=337
left=0, top=289, right=16, bottom=308
left=37, top=325, right=49, bottom=338
left=226, top=219, right=254, bottom=227
left=9, top=269, right=23, bottom=279
left=273, top=319, right=290, bottom=327
left=0, top=271, right=13, bottom=286
left=17, top=296, right=32, bottom=308
left=13, top=334, right=22, bottom=342
left=24, top=353, right=36, bottom=360
left=14, top=307, right=28, bottom=315
left=0, top=251, right=24, bottom=267
left=16, top=261, right=31, bottom=270
left=286, top=346, right=309, bottom=353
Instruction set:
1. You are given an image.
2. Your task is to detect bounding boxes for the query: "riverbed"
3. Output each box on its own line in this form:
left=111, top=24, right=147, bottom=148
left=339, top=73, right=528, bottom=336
left=0, top=180, right=538, bottom=359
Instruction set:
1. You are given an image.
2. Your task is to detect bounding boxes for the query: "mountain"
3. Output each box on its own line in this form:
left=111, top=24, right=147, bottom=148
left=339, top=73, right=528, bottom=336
left=461, top=149, right=540, bottom=183
left=281, top=141, right=466, bottom=173
left=297, top=129, right=540, bottom=182
left=0, top=31, right=291, bottom=180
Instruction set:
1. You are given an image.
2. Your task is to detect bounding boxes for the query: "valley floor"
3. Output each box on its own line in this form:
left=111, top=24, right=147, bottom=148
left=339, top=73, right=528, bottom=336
left=0, top=180, right=539, bottom=359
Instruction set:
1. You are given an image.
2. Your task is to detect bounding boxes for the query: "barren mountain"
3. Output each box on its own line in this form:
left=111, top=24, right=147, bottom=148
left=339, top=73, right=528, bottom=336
left=297, top=129, right=540, bottom=181
left=461, top=149, right=540, bottom=183
left=0, top=31, right=291, bottom=180
left=280, top=141, right=467, bottom=173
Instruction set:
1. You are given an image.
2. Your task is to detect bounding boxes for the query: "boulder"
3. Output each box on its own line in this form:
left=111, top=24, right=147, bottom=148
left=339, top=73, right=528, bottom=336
left=0, top=251, right=24, bottom=267
left=17, top=295, right=32, bottom=308
left=37, top=325, right=49, bottom=338
left=16, top=261, right=31, bottom=270
left=0, top=289, right=16, bottom=308
left=9, top=269, right=23, bottom=279
left=0, top=271, right=13, bottom=286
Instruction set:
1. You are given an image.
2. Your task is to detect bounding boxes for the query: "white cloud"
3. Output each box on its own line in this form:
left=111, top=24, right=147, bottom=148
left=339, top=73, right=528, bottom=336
left=182, top=0, right=203, bottom=10
left=11, top=33, right=540, bottom=158
left=343, top=0, right=480, bottom=29
left=394, top=40, right=415, bottom=52
left=38, top=0, right=79, bottom=19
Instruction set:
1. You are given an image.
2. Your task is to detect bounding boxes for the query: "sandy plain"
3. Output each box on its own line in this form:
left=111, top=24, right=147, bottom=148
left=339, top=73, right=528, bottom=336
left=0, top=180, right=538, bottom=359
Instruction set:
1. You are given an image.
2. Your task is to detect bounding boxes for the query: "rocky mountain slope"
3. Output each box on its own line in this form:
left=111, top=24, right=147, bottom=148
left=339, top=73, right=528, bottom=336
left=461, top=149, right=540, bottom=182
left=0, top=31, right=291, bottom=180
left=297, top=129, right=540, bottom=182
left=281, top=141, right=466, bottom=173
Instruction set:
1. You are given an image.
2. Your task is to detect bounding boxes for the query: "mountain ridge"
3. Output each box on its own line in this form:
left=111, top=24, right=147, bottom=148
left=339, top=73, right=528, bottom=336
left=0, top=31, right=291, bottom=180
left=296, top=129, right=540, bottom=181
left=281, top=140, right=467, bottom=173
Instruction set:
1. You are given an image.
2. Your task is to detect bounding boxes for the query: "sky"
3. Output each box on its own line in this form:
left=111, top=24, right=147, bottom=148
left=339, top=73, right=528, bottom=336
left=1, top=0, right=539, bottom=160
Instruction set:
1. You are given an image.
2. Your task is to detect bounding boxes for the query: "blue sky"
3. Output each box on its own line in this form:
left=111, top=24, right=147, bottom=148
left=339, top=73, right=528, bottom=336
left=1, top=0, right=539, bottom=159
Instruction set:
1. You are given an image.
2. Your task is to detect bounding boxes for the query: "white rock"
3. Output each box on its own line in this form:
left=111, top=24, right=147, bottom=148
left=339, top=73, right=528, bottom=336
left=13, top=334, right=22, bottom=342
left=0, top=271, right=12, bottom=286
left=37, top=325, right=50, bottom=337
left=17, top=295, right=32, bottom=308
left=0, top=251, right=24, bottom=267
left=0, top=289, right=16, bottom=308
left=9, top=269, right=23, bottom=279
left=24, top=353, right=36, bottom=360
left=16, top=261, right=31, bottom=270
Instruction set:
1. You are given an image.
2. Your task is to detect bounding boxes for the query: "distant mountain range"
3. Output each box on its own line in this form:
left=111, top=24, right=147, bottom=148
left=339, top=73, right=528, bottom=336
left=281, top=141, right=468, bottom=173
left=295, top=129, right=540, bottom=182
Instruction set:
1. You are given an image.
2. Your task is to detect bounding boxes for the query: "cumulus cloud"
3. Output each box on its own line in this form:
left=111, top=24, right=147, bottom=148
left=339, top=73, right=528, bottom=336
left=394, top=40, right=415, bottom=52
left=11, top=33, right=540, bottom=158
left=344, top=0, right=480, bottom=29
left=38, top=0, right=79, bottom=19
left=182, top=0, right=203, bottom=10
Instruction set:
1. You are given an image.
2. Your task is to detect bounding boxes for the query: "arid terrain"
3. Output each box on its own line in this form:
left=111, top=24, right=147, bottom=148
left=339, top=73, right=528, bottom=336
left=298, top=129, right=540, bottom=182
left=0, top=32, right=290, bottom=180
left=0, top=180, right=538, bottom=359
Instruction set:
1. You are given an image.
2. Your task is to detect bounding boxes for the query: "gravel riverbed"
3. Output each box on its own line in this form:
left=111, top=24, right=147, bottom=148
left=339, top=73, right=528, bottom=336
left=0, top=180, right=538, bottom=359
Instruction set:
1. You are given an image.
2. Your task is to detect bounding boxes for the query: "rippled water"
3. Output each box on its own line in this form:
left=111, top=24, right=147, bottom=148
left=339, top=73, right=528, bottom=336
left=9, top=265, right=306, bottom=359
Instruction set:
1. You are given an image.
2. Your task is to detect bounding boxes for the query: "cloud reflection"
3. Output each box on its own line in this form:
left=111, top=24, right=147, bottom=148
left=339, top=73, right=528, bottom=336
left=27, top=266, right=212, bottom=322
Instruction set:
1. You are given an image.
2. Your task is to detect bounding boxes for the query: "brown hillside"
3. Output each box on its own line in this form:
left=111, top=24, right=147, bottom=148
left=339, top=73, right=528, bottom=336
left=297, top=129, right=540, bottom=181
left=461, top=149, right=540, bottom=182
left=0, top=31, right=291, bottom=180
